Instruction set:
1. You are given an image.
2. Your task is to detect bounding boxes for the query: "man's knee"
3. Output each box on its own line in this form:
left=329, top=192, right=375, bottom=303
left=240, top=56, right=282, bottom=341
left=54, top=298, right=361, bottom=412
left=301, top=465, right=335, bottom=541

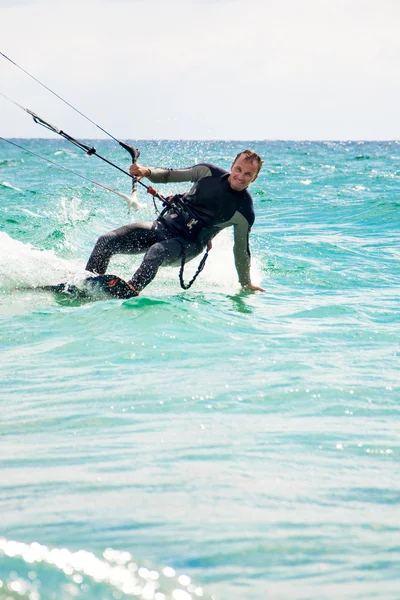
left=145, top=242, right=168, bottom=265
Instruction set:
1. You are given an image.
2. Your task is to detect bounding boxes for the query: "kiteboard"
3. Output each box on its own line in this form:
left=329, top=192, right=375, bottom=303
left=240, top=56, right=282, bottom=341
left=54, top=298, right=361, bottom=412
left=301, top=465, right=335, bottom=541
left=22, top=275, right=138, bottom=301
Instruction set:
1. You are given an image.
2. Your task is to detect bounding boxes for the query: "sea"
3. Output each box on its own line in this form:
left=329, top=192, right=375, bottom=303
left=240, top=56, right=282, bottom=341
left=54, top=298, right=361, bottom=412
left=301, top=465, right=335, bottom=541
left=0, top=139, right=399, bottom=600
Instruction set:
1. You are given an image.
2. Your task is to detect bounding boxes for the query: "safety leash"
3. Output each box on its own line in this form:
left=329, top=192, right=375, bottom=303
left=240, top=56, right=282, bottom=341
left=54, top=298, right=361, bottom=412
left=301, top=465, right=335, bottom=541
left=179, top=245, right=210, bottom=290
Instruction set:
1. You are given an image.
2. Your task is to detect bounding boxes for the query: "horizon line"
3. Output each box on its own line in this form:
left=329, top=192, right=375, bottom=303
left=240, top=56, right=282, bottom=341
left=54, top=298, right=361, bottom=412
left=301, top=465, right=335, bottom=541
left=2, top=137, right=399, bottom=143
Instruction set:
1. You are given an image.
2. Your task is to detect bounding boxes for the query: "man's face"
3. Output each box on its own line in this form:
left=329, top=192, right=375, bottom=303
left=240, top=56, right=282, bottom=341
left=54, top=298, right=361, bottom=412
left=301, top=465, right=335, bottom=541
left=228, top=155, right=259, bottom=192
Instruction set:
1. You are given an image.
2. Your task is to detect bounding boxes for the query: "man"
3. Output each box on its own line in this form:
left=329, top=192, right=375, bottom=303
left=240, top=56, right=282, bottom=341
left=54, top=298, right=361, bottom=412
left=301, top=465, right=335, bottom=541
left=85, top=149, right=265, bottom=296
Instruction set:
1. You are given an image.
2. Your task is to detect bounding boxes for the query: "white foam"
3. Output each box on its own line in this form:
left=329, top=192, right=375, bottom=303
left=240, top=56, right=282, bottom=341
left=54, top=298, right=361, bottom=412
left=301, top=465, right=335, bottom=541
left=0, top=232, right=89, bottom=290
left=0, top=228, right=263, bottom=297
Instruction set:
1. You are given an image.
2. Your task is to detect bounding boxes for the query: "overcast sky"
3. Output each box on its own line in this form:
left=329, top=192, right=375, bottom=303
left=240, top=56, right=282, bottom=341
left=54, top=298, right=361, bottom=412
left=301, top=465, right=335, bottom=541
left=0, top=0, right=399, bottom=140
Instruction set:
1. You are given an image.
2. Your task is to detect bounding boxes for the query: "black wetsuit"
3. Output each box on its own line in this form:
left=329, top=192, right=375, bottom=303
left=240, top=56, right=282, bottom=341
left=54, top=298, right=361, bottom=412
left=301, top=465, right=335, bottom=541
left=85, top=163, right=255, bottom=292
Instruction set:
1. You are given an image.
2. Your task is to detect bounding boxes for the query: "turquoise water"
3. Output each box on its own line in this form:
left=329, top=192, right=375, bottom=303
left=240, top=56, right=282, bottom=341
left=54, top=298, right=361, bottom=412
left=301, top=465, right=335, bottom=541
left=0, top=139, right=399, bottom=600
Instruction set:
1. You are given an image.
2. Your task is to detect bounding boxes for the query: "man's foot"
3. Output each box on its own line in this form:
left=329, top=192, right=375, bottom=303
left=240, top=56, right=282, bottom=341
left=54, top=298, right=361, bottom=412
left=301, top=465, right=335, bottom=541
left=84, top=275, right=139, bottom=299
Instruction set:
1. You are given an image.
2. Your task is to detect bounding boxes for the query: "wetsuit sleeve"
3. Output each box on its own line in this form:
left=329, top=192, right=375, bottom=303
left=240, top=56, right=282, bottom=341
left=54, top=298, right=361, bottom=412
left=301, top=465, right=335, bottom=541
left=147, top=165, right=213, bottom=184
left=230, top=212, right=252, bottom=287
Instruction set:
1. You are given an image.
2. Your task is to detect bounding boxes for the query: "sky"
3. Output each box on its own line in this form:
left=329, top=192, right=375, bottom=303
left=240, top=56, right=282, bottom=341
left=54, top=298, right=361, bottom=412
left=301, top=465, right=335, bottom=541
left=0, top=0, right=399, bottom=140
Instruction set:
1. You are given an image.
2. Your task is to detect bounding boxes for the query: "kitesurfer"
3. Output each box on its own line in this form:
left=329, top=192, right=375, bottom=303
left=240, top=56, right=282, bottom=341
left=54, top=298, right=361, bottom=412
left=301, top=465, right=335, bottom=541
left=85, top=149, right=265, bottom=296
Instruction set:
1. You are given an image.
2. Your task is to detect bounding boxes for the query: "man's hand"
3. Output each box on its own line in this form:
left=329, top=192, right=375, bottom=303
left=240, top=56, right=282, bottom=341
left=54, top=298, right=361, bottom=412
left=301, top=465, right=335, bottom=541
left=243, top=283, right=265, bottom=292
left=129, top=164, right=151, bottom=179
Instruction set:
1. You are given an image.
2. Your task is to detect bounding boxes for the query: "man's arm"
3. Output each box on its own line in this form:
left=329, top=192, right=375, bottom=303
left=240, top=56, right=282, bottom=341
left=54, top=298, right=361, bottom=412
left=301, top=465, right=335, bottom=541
left=130, top=164, right=212, bottom=184
left=230, top=212, right=265, bottom=292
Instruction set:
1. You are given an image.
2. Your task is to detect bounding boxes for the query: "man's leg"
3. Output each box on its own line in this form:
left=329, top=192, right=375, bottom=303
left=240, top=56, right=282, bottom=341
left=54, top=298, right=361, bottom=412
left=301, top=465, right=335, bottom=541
left=85, top=222, right=158, bottom=275
left=128, top=237, right=202, bottom=293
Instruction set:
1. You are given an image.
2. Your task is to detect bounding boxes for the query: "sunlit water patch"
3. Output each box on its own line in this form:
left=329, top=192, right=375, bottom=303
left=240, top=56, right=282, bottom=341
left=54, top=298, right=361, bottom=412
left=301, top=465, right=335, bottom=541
left=0, top=538, right=213, bottom=600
